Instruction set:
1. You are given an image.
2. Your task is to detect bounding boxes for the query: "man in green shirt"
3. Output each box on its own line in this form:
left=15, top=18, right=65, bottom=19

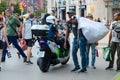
left=2, top=10, right=27, bottom=62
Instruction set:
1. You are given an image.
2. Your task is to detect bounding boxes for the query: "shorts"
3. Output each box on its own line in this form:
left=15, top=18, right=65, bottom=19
left=24, top=39, right=33, bottom=47
left=0, top=40, right=3, bottom=49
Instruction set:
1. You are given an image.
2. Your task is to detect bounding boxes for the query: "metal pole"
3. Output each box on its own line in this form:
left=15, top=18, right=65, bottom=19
left=79, top=0, right=82, bottom=17
left=32, top=0, right=34, bottom=13
left=58, top=1, right=61, bottom=19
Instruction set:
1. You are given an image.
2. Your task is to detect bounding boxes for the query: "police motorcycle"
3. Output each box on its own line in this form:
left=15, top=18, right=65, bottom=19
left=31, top=17, right=70, bottom=72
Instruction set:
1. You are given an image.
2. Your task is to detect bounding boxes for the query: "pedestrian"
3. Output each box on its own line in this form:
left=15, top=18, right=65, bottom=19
left=85, top=13, right=97, bottom=69
left=97, top=17, right=101, bottom=22
left=22, top=13, right=37, bottom=64
left=2, top=9, right=27, bottom=62
left=64, top=10, right=80, bottom=72
left=0, top=14, right=9, bottom=71
left=105, top=12, right=120, bottom=71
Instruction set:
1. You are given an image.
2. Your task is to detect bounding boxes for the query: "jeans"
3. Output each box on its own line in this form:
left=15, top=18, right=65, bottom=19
left=79, top=36, right=87, bottom=70
left=86, top=43, right=96, bottom=67
left=2, top=36, right=26, bottom=60
left=2, top=42, right=8, bottom=61
left=72, top=37, right=80, bottom=68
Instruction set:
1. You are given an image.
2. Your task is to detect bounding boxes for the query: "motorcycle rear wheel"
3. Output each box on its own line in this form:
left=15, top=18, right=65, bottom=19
left=61, top=56, right=70, bottom=65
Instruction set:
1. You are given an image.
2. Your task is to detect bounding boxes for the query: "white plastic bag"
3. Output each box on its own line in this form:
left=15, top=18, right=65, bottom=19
left=78, top=17, right=109, bottom=43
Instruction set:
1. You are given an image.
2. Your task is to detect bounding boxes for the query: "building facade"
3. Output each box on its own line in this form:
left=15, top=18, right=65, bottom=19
left=47, top=0, right=120, bottom=21
left=47, top=0, right=87, bottom=20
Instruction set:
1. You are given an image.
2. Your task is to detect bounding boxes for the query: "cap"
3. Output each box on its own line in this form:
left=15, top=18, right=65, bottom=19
left=5, top=9, right=13, bottom=14
left=67, top=10, right=75, bottom=14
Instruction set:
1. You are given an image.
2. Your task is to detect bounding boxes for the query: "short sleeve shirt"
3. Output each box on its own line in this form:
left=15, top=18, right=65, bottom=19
left=110, top=21, right=120, bottom=42
left=23, top=19, right=37, bottom=39
left=6, top=16, right=20, bottom=36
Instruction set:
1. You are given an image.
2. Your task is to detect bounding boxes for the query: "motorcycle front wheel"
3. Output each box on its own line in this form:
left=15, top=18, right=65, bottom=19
left=37, top=57, right=50, bottom=72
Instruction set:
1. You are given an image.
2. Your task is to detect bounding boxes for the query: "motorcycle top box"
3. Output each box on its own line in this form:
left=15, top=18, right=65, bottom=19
left=31, top=24, right=50, bottom=36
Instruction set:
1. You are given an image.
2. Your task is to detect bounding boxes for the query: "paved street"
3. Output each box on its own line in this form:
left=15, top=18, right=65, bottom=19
left=0, top=33, right=120, bottom=80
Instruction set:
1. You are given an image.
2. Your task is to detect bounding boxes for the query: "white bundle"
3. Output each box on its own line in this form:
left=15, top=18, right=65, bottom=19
left=78, top=17, right=109, bottom=43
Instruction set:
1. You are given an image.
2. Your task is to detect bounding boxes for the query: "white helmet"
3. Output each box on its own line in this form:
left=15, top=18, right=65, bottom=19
left=46, top=15, right=56, bottom=24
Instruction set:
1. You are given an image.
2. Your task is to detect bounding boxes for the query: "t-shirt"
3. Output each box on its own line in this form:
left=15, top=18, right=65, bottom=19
left=23, top=19, right=37, bottom=39
left=110, top=21, right=120, bottom=42
left=6, top=16, right=20, bottom=36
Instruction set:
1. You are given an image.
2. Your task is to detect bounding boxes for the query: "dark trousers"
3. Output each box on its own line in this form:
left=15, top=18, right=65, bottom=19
left=2, top=36, right=26, bottom=60
left=109, top=42, right=120, bottom=69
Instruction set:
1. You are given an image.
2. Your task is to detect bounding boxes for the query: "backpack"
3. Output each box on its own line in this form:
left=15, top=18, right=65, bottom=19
left=112, top=22, right=120, bottom=40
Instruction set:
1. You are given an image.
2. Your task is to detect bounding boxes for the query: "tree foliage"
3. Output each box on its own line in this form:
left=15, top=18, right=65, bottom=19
left=0, top=1, right=7, bottom=14
left=0, top=1, right=45, bottom=16
left=34, top=9, right=45, bottom=17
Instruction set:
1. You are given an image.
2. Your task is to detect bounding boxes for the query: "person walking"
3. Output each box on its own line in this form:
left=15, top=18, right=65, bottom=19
left=0, top=14, right=9, bottom=71
left=64, top=10, right=80, bottom=72
left=85, top=13, right=96, bottom=69
left=2, top=10, right=27, bottom=62
left=22, top=13, right=37, bottom=64
left=106, top=12, right=120, bottom=71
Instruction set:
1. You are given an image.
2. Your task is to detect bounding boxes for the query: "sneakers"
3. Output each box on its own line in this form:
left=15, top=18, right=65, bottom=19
left=23, top=57, right=27, bottom=62
left=78, top=69, right=87, bottom=73
left=1, top=59, right=5, bottom=62
left=71, top=67, right=80, bottom=72
left=26, top=61, right=33, bottom=64
left=92, top=66, right=96, bottom=69
left=105, top=66, right=113, bottom=70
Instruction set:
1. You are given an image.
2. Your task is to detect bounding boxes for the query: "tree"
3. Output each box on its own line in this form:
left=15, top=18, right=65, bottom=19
left=0, top=1, right=7, bottom=14
left=12, top=3, right=27, bottom=15
left=34, top=9, right=45, bottom=17
left=13, top=3, right=21, bottom=15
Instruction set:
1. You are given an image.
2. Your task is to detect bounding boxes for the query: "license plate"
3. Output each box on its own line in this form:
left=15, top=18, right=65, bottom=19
left=36, top=51, right=45, bottom=57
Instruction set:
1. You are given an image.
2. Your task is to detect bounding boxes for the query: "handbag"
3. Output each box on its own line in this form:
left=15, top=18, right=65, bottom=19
left=8, top=21, right=22, bottom=39
left=102, top=46, right=112, bottom=61
left=20, top=39, right=27, bottom=50
left=95, top=49, right=99, bottom=57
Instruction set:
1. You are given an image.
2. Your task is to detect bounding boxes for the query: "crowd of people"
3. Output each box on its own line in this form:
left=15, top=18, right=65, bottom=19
left=0, top=9, right=120, bottom=73
left=64, top=10, right=120, bottom=73
left=0, top=10, right=39, bottom=71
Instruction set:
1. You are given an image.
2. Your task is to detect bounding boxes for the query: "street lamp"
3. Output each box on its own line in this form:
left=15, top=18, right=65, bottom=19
left=113, top=0, right=119, bottom=6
